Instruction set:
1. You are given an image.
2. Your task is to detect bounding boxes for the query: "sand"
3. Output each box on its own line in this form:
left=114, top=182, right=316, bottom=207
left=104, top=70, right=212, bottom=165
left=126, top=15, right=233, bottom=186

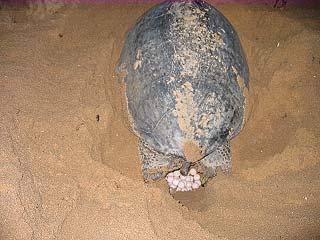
left=0, top=3, right=319, bottom=240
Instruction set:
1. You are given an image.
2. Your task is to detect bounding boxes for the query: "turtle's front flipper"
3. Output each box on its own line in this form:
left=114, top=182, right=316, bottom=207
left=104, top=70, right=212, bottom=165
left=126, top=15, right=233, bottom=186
left=195, top=141, right=232, bottom=185
left=138, top=139, right=186, bottom=182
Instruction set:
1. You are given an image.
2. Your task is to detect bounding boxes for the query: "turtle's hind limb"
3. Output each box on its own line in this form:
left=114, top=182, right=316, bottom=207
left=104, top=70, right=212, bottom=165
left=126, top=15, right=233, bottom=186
left=138, top=139, right=186, bottom=181
left=194, top=141, right=232, bottom=185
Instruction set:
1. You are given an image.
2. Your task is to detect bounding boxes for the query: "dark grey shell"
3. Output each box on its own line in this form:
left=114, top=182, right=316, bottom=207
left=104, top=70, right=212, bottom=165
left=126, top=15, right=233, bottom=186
left=117, top=1, right=249, bottom=158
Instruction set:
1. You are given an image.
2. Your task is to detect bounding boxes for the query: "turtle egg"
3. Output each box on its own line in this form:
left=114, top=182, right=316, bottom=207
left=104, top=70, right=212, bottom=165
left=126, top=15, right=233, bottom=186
left=166, top=176, right=174, bottom=183
left=189, top=168, right=197, bottom=176
left=172, top=179, right=179, bottom=186
left=170, top=183, right=177, bottom=189
left=167, top=168, right=202, bottom=192
left=192, top=182, right=200, bottom=189
left=173, top=170, right=181, bottom=177
left=186, top=176, right=193, bottom=182
left=173, top=175, right=180, bottom=180
left=178, top=181, right=185, bottom=189
left=180, top=175, right=186, bottom=180
left=193, top=174, right=200, bottom=181
left=167, top=172, right=174, bottom=178
left=194, top=180, right=201, bottom=186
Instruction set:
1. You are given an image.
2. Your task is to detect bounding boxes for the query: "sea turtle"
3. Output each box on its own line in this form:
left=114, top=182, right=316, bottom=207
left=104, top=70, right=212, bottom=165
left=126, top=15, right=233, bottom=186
left=116, top=1, right=249, bottom=185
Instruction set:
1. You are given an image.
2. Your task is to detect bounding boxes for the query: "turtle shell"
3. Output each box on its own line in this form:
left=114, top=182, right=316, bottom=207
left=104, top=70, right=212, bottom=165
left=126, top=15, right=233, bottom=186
left=116, top=1, right=249, bottom=158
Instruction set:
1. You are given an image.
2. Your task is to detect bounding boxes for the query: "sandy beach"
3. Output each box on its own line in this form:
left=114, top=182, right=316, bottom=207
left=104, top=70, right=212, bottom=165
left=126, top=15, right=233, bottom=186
left=0, top=2, right=319, bottom=239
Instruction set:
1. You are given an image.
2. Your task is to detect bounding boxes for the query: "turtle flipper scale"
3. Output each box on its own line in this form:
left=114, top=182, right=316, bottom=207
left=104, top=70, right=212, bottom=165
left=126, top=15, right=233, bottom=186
left=138, top=139, right=186, bottom=181
left=194, top=141, right=232, bottom=185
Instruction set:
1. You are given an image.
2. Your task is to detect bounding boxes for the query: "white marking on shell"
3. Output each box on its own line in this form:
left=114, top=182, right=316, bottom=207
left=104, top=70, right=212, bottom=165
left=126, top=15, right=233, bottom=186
left=168, top=3, right=225, bottom=79
left=173, top=81, right=197, bottom=140
left=168, top=3, right=226, bottom=143
left=195, top=92, right=225, bottom=139
left=167, top=76, right=175, bottom=84
left=231, top=66, right=248, bottom=132
left=133, top=49, right=142, bottom=70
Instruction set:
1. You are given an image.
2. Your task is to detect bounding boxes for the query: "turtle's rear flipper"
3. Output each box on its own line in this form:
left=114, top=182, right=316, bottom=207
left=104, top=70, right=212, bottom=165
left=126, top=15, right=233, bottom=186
left=138, top=139, right=186, bottom=181
left=195, top=141, right=232, bottom=185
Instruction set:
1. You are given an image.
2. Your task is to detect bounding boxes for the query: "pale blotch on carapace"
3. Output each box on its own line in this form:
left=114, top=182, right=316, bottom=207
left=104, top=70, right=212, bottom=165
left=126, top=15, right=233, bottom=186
left=169, top=2, right=225, bottom=79
left=172, top=81, right=202, bottom=162
left=232, top=66, right=249, bottom=129
left=168, top=3, right=227, bottom=162
left=133, top=49, right=142, bottom=70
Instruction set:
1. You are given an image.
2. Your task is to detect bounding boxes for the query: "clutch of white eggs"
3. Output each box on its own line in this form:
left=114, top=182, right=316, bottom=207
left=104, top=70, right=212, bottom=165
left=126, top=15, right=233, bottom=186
left=166, top=168, right=201, bottom=192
